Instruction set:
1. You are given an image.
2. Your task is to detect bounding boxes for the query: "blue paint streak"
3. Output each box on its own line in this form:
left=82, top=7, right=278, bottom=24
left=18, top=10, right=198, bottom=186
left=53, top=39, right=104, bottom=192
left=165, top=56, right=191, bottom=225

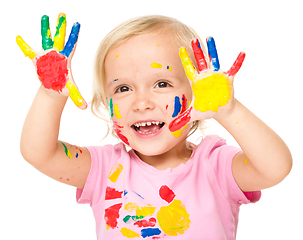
left=207, top=37, right=220, bottom=71
left=124, top=190, right=128, bottom=196
left=172, top=96, right=181, bottom=117
left=135, top=192, right=144, bottom=199
left=75, top=153, right=79, bottom=158
left=141, top=228, right=161, bottom=238
left=60, top=22, right=80, bottom=57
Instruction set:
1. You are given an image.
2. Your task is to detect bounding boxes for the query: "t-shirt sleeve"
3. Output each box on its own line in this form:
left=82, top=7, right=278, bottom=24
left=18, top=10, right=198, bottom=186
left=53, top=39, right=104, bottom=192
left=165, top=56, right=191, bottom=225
left=76, top=144, right=123, bottom=206
left=208, top=136, right=261, bottom=205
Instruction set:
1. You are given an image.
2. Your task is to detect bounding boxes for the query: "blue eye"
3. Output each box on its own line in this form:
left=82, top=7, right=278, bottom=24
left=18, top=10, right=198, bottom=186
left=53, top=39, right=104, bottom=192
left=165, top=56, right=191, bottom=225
left=155, top=81, right=171, bottom=88
left=115, top=86, right=132, bottom=93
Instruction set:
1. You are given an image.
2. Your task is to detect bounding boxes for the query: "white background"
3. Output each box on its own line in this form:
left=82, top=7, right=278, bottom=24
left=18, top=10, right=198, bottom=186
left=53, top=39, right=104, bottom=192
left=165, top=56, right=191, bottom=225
left=1, top=0, right=302, bottom=239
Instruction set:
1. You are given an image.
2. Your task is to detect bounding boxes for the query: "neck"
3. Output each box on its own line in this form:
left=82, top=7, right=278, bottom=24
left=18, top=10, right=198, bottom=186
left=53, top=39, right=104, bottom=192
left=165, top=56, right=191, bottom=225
left=134, top=140, right=193, bottom=170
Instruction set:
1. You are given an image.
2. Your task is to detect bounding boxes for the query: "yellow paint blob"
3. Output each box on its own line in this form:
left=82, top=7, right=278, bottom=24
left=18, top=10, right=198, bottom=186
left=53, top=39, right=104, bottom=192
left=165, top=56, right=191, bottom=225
left=151, top=62, right=163, bottom=69
left=244, top=158, right=248, bottom=164
left=171, top=124, right=188, bottom=138
left=66, top=80, right=84, bottom=107
left=157, top=199, right=191, bottom=236
left=108, top=163, right=123, bottom=182
left=136, top=206, right=156, bottom=218
left=125, top=202, right=139, bottom=212
left=16, top=35, right=36, bottom=59
left=179, top=47, right=196, bottom=81
left=192, top=72, right=232, bottom=112
left=115, top=55, right=119, bottom=58
left=114, top=104, right=122, bottom=119
left=120, top=227, right=140, bottom=238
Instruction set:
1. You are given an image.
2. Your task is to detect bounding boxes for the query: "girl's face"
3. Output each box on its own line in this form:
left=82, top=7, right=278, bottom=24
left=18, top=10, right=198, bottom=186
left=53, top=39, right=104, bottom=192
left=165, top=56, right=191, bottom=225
left=104, top=32, right=192, bottom=157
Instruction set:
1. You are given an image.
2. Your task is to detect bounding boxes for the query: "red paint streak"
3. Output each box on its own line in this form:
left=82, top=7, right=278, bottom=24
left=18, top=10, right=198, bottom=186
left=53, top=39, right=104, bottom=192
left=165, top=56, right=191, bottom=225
left=226, top=52, right=246, bottom=77
left=75, top=146, right=83, bottom=154
left=134, top=217, right=157, bottom=227
left=166, top=105, right=168, bottom=110
left=180, top=94, right=187, bottom=114
left=191, top=39, right=208, bottom=72
left=159, top=185, right=176, bottom=203
left=113, top=122, right=129, bottom=145
left=168, top=106, right=192, bottom=132
left=104, top=203, right=122, bottom=229
left=36, top=50, right=68, bottom=92
left=105, top=186, right=123, bottom=200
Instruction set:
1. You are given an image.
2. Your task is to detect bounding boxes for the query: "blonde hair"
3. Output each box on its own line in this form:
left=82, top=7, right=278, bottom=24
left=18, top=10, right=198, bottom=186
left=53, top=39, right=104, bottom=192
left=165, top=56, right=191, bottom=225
left=92, top=15, right=207, bottom=139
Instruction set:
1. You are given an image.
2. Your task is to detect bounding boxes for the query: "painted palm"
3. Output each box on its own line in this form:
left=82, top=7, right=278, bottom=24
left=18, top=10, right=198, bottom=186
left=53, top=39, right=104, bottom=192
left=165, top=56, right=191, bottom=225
left=16, top=13, right=87, bottom=109
left=169, top=37, right=245, bottom=132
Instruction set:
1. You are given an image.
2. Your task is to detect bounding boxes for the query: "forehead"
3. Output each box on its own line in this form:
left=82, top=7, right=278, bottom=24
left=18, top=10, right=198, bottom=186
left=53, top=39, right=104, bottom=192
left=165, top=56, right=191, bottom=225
left=104, top=32, right=185, bottom=79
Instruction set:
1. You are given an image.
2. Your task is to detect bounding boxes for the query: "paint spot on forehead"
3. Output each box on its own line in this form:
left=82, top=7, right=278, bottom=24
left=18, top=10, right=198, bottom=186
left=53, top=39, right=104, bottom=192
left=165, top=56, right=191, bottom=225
left=115, top=55, right=119, bottom=58
left=151, top=62, right=163, bottom=69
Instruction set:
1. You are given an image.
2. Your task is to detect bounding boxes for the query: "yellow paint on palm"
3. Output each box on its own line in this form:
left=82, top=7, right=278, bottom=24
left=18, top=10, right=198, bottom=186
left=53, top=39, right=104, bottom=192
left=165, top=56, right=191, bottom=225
left=179, top=47, right=196, bottom=81
left=108, top=163, right=123, bottom=182
left=114, top=104, right=122, bottom=119
left=66, top=80, right=84, bottom=107
left=157, top=199, right=191, bottom=236
left=192, top=72, right=232, bottom=112
left=120, top=227, right=140, bottom=238
left=53, top=13, right=67, bottom=51
left=16, top=36, right=36, bottom=59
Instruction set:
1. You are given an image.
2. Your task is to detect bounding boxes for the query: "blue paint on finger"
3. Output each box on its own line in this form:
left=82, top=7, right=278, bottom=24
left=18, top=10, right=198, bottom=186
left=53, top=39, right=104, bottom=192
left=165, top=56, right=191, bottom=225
left=60, top=22, right=80, bottom=57
left=207, top=37, right=220, bottom=71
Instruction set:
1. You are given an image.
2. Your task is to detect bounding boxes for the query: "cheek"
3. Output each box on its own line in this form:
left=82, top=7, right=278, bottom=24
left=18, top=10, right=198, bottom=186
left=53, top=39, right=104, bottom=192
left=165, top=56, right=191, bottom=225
left=107, top=97, right=124, bottom=120
left=169, top=94, right=189, bottom=118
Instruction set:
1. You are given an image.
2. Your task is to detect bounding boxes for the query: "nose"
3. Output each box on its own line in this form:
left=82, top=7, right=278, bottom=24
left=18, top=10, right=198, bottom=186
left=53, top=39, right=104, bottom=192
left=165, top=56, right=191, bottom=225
left=132, top=91, right=155, bottom=112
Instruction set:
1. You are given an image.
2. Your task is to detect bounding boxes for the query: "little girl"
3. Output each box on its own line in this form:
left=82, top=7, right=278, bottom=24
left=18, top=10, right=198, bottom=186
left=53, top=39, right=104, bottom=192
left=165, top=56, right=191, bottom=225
left=18, top=13, right=292, bottom=239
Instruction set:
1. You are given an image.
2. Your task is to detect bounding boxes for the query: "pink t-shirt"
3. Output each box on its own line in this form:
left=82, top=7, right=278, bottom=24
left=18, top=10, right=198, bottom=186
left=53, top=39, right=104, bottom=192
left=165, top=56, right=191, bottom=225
left=77, top=135, right=261, bottom=240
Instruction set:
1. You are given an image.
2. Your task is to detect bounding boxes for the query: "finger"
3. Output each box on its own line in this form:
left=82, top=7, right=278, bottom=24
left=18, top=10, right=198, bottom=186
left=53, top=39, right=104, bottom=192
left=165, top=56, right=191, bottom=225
left=168, top=106, right=193, bottom=132
left=206, top=37, right=220, bottom=71
left=16, top=35, right=37, bottom=59
left=191, top=39, right=208, bottom=72
left=53, top=13, right=67, bottom=51
left=226, top=52, right=246, bottom=78
left=60, top=22, right=80, bottom=58
left=41, top=15, right=53, bottom=50
left=65, top=80, right=87, bottom=109
left=179, top=47, right=196, bottom=81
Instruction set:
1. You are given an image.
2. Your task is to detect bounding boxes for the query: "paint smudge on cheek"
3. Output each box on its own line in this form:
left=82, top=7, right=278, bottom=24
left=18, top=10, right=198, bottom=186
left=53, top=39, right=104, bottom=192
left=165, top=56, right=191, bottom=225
left=172, top=96, right=182, bottom=118
left=108, top=163, right=124, bottom=182
left=170, top=124, right=188, bottom=138
left=36, top=50, right=68, bottom=92
left=107, top=97, right=114, bottom=117
left=104, top=203, right=123, bottom=229
left=169, top=107, right=192, bottom=132
left=114, top=104, right=122, bottom=119
left=157, top=200, right=191, bottom=236
left=113, top=121, right=129, bottom=145
left=181, top=94, right=187, bottom=114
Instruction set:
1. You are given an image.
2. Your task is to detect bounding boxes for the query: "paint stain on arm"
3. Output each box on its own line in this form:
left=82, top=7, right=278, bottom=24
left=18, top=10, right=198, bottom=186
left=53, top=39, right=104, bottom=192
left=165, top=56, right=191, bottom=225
left=61, top=142, right=72, bottom=159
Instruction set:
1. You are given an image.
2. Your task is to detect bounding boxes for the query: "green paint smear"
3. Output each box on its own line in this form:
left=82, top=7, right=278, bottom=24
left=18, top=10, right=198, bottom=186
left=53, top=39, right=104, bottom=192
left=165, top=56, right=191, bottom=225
left=41, top=15, right=53, bottom=50
left=109, top=98, right=114, bottom=117
left=61, top=142, right=71, bottom=158
left=54, top=15, right=66, bottom=38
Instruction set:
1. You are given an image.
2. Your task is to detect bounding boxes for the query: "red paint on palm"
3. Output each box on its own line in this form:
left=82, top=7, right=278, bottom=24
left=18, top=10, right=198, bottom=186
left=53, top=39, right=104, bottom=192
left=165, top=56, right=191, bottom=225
left=36, top=50, right=68, bottom=91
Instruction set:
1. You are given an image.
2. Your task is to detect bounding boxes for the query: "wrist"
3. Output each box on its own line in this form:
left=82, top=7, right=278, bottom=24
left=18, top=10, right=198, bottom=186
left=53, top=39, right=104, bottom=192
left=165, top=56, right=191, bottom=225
left=214, top=98, right=240, bottom=124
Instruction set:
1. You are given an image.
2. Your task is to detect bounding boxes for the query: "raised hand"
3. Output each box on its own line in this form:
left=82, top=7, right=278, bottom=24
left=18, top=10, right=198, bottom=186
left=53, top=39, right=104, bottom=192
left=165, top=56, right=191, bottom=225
left=16, top=13, right=87, bottom=110
left=169, top=37, right=245, bottom=132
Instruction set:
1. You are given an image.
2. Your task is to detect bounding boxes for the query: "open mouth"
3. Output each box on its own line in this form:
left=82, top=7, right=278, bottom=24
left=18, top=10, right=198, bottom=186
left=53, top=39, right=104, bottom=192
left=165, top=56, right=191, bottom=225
left=132, top=121, right=165, bottom=135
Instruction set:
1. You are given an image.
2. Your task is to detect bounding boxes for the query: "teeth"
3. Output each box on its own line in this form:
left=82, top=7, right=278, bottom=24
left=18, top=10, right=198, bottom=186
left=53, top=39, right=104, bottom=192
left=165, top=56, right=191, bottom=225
left=133, top=121, right=163, bottom=127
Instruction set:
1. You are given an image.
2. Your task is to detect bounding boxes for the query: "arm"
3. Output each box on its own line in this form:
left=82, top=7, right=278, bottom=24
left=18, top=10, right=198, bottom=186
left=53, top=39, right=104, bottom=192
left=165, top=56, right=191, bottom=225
left=172, top=37, right=292, bottom=191
left=215, top=100, right=292, bottom=191
left=19, top=13, right=90, bottom=189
